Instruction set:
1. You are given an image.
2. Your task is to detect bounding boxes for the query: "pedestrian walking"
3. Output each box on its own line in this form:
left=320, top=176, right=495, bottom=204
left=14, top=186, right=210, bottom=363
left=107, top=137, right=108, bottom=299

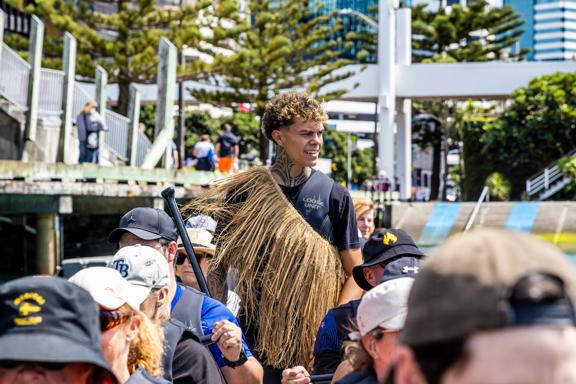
left=216, top=123, right=239, bottom=173
left=193, top=134, right=215, bottom=171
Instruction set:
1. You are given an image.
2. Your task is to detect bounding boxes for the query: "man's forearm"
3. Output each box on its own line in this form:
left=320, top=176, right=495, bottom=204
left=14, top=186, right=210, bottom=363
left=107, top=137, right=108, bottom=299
left=222, top=357, right=264, bottom=384
left=338, top=275, right=363, bottom=305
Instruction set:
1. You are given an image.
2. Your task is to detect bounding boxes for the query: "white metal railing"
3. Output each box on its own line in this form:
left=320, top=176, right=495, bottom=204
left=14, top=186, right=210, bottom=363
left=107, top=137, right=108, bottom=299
left=72, top=83, right=93, bottom=118
left=105, top=110, right=130, bottom=161
left=38, top=68, right=65, bottom=116
left=526, top=150, right=576, bottom=197
left=0, top=43, right=30, bottom=109
left=136, top=131, right=152, bottom=166
left=464, top=186, right=490, bottom=232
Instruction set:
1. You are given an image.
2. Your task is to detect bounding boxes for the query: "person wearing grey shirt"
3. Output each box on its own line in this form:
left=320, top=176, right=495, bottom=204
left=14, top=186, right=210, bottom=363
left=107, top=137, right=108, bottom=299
left=76, top=100, right=107, bottom=163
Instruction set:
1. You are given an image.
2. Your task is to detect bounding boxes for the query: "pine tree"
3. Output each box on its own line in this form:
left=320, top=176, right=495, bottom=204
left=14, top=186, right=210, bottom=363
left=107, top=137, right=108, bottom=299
left=21, top=0, right=243, bottom=114
left=410, top=0, right=527, bottom=200
left=190, top=0, right=364, bottom=162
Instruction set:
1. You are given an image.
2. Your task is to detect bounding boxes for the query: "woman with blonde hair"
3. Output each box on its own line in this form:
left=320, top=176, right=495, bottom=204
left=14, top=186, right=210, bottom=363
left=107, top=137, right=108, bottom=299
left=353, top=198, right=375, bottom=242
left=70, top=267, right=169, bottom=384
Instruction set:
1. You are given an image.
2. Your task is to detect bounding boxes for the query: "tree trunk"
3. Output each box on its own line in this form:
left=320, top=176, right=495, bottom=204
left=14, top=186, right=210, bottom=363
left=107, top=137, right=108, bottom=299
left=430, top=139, right=441, bottom=201
left=117, top=80, right=130, bottom=116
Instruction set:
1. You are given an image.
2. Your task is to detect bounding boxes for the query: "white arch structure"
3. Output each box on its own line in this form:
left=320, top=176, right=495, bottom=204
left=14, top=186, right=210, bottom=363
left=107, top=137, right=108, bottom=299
left=324, top=0, right=576, bottom=200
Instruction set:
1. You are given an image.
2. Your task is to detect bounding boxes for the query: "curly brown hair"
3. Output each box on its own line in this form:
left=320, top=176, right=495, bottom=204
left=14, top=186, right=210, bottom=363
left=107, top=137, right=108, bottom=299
left=261, top=92, right=328, bottom=142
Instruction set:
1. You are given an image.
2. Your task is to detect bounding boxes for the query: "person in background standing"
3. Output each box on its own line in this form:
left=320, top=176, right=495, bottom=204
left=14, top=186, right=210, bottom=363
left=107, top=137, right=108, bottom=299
left=216, top=123, right=239, bottom=173
left=76, top=101, right=107, bottom=164
left=193, top=134, right=215, bottom=171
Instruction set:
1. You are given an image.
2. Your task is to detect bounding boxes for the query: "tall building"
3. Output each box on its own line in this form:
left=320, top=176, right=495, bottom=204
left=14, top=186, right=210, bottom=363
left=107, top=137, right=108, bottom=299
left=505, top=0, right=576, bottom=61
left=310, top=0, right=379, bottom=63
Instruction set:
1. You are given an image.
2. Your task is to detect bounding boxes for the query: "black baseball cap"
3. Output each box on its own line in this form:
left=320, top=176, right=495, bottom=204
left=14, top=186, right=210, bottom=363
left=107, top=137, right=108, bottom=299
left=379, top=256, right=423, bottom=284
left=353, top=228, right=424, bottom=290
left=108, top=207, right=178, bottom=243
left=0, top=276, right=118, bottom=382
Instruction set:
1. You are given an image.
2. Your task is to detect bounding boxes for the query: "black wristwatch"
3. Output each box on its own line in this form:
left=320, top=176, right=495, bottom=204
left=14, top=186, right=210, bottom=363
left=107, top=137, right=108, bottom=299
left=223, top=347, right=248, bottom=368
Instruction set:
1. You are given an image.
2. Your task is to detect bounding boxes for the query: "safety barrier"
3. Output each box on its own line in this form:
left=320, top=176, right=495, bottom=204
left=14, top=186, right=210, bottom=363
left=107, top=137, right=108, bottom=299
left=0, top=42, right=30, bottom=109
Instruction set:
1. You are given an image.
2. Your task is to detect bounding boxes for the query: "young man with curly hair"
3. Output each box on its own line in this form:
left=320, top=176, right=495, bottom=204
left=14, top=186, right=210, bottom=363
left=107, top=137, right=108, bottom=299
left=187, top=93, right=363, bottom=383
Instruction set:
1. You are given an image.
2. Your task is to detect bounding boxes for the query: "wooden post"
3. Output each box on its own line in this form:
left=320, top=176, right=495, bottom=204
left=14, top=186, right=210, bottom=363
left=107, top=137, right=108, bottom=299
left=155, top=37, right=177, bottom=169
left=36, top=212, right=57, bottom=274
left=24, top=16, right=44, bottom=143
left=127, top=84, right=141, bottom=166
left=58, top=32, right=77, bottom=164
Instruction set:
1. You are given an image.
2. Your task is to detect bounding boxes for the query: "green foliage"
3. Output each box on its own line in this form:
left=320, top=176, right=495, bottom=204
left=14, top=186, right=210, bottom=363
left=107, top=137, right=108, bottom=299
left=412, top=0, right=528, bottom=62
left=191, top=0, right=364, bottom=161
left=322, top=128, right=373, bottom=185
left=138, top=104, right=156, bottom=139
left=18, top=0, right=244, bottom=114
left=456, top=102, right=496, bottom=200
left=559, top=155, right=576, bottom=199
left=481, top=72, right=576, bottom=198
left=485, top=172, right=511, bottom=201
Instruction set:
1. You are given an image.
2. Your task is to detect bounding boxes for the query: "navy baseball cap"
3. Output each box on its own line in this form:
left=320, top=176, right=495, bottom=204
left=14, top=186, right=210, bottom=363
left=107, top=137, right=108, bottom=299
left=0, top=276, right=118, bottom=382
left=353, top=229, right=424, bottom=290
left=379, top=257, right=422, bottom=284
left=108, top=207, right=178, bottom=243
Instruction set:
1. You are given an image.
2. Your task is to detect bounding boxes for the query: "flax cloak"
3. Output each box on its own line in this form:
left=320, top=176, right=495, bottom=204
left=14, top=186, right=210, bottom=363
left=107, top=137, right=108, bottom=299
left=184, top=167, right=343, bottom=368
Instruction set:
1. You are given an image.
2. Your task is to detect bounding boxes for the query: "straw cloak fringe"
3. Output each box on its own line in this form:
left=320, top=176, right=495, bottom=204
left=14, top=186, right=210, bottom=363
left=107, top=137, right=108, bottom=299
left=184, top=167, right=342, bottom=368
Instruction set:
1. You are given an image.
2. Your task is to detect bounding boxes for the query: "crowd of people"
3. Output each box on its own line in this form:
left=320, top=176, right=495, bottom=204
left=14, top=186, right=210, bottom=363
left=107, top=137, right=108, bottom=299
left=5, top=92, right=576, bottom=384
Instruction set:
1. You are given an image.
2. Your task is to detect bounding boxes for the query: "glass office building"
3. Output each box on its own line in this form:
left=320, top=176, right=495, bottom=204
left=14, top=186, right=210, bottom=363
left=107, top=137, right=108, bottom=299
left=505, top=0, right=576, bottom=61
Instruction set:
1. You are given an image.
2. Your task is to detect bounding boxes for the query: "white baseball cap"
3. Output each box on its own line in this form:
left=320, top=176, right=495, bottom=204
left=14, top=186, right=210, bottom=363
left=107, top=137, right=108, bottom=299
left=69, top=267, right=146, bottom=311
left=351, top=277, right=415, bottom=340
left=108, top=245, right=170, bottom=296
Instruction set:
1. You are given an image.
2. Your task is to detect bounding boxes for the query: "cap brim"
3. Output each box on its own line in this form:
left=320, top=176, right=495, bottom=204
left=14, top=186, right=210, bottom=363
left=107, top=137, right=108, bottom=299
left=0, top=333, right=118, bottom=383
left=353, top=245, right=424, bottom=290
left=108, top=228, right=162, bottom=243
left=177, top=245, right=215, bottom=256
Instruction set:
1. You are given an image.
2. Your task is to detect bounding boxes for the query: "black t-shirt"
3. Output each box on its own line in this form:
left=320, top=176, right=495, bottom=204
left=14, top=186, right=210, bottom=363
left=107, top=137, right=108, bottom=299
left=172, top=338, right=225, bottom=384
left=218, top=132, right=238, bottom=157
left=280, top=179, right=361, bottom=251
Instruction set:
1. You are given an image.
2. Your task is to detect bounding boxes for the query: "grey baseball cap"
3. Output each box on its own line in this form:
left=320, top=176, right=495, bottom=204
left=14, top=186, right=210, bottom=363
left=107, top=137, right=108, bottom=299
left=108, top=245, right=170, bottom=296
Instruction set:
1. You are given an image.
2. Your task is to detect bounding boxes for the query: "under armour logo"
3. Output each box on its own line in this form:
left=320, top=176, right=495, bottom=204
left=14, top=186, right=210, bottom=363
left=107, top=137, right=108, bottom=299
left=112, top=260, right=130, bottom=278
left=403, top=266, right=419, bottom=274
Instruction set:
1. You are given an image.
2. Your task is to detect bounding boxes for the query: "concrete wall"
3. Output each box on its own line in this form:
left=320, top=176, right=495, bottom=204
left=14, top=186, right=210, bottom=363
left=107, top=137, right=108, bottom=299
left=0, top=101, right=25, bottom=160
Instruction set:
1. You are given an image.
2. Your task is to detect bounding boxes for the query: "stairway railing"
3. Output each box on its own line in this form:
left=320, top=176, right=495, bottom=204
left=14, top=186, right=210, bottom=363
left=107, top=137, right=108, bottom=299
left=0, top=42, right=30, bottom=109
left=526, top=150, right=576, bottom=199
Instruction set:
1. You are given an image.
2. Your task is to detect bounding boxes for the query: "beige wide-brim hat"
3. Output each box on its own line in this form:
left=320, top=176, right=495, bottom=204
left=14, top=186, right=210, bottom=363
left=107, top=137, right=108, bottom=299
left=177, top=228, right=216, bottom=256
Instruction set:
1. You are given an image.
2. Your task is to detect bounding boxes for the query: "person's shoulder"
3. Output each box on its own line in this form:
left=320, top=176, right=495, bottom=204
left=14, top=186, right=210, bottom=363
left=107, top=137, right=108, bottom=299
left=201, top=295, right=237, bottom=322
left=126, top=367, right=170, bottom=384
left=336, top=370, right=378, bottom=384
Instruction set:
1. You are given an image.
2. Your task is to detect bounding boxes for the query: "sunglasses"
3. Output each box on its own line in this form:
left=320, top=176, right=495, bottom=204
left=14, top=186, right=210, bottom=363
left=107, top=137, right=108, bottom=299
left=0, top=360, right=69, bottom=371
left=99, top=309, right=131, bottom=332
left=175, top=251, right=209, bottom=265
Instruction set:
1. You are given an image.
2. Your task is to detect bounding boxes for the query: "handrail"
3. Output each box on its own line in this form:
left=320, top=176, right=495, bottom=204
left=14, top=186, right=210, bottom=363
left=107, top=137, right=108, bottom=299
left=526, top=149, right=576, bottom=197
left=464, top=186, right=489, bottom=232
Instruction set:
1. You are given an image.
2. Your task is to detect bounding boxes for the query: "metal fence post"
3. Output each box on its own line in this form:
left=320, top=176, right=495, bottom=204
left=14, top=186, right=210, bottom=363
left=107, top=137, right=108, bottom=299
left=24, top=16, right=44, bottom=144
left=95, top=66, right=108, bottom=164
left=127, top=84, right=141, bottom=166
left=155, top=37, right=177, bottom=169
left=59, top=32, right=77, bottom=163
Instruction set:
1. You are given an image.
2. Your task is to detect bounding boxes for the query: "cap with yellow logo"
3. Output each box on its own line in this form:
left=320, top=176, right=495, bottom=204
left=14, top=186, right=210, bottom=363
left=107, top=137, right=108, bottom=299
left=0, top=275, right=118, bottom=382
left=352, top=228, right=424, bottom=291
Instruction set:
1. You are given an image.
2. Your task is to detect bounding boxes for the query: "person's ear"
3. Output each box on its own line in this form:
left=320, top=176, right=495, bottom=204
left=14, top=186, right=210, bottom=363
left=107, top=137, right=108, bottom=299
left=156, top=287, right=169, bottom=308
left=271, top=130, right=284, bottom=147
left=395, top=345, right=427, bottom=384
left=363, top=267, right=376, bottom=287
left=166, top=241, right=178, bottom=264
left=126, top=315, right=141, bottom=342
left=362, top=336, right=380, bottom=360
